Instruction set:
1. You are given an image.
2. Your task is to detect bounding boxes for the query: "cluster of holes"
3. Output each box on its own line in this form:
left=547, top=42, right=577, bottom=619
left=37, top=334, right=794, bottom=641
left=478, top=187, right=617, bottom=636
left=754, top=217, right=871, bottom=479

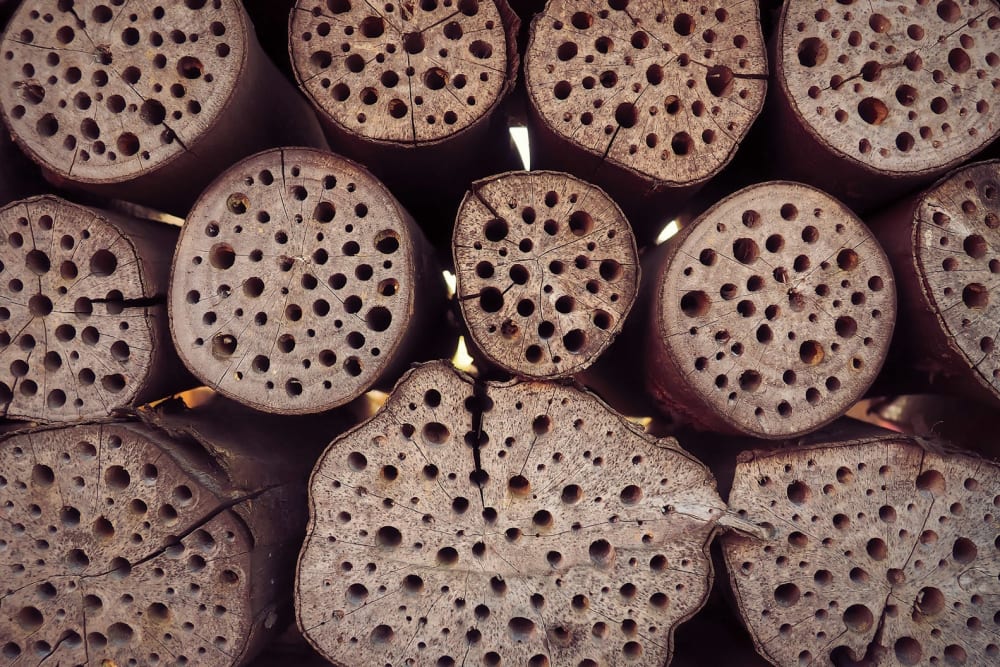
left=0, top=203, right=149, bottom=419
left=528, top=1, right=765, bottom=181
left=786, top=0, right=1000, bottom=170
left=174, top=153, right=412, bottom=409
left=455, top=175, right=636, bottom=375
left=292, top=0, right=508, bottom=141
left=301, top=365, right=717, bottom=667
left=0, top=426, right=243, bottom=665
left=668, top=190, right=893, bottom=434
left=917, top=168, right=1000, bottom=393
left=0, top=0, right=236, bottom=177
left=729, top=446, right=1000, bottom=667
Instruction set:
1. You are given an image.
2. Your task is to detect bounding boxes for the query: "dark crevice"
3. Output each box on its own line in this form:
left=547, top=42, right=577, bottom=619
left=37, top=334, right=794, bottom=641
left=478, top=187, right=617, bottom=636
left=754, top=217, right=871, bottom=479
left=465, top=379, right=492, bottom=508
left=90, top=294, right=166, bottom=309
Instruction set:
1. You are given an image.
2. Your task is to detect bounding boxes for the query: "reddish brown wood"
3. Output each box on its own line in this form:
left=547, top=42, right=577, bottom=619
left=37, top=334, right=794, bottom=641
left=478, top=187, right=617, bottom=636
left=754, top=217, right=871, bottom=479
left=0, top=390, right=355, bottom=666
left=296, top=360, right=726, bottom=666
left=723, top=427, right=1000, bottom=666
left=0, top=195, right=193, bottom=423
left=870, top=160, right=1000, bottom=407
left=0, top=119, right=43, bottom=207
left=603, top=182, right=897, bottom=438
left=524, top=0, right=768, bottom=236
left=288, top=0, right=521, bottom=215
left=453, top=170, right=639, bottom=378
left=769, top=0, right=1000, bottom=212
left=0, top=0, right=326, bottom=216
left=169, top=147, right=450, bottom=415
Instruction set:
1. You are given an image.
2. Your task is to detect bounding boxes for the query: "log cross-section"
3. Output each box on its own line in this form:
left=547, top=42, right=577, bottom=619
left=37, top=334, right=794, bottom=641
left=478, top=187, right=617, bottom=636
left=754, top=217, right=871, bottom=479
left=296, top=361, right=725, bottom=666
left=453, top=170, right=639, bottom=378
left=724, top=433, right=1000, bottom=666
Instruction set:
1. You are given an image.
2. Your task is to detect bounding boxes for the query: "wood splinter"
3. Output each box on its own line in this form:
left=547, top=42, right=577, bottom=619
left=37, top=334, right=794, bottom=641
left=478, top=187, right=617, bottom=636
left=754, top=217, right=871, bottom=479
left=169, top=147, right=448, bottom=415
left=628, top=182, right=897, bottom=438
left=524, top=0, right=768, bottom=235
left=723, top=427, right=1000, bottom=666
left=296, top=360, right=726, bottom=667
left=453, top=170, right=639, bottom=379
left=0, top=195, right=190, bottom=423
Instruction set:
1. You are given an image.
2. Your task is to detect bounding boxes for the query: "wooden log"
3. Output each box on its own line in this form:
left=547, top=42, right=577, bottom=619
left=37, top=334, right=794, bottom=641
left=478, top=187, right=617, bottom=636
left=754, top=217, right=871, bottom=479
left=0, top=389, right=357, bottom=667
left=600, top=182, right=897, bottom=438
left=722, top=426, right=1000, bottom=666
left=523, top=0, right=768, bottom=240
left=169, top=147, right=450, bottom=415
left=288, top=0, right=521, bottom=219
left=296, top=360, right=727, bottom=666
left=0, top=195, right=194, bottom=423
left=0, top=0, right=326, bottom=216
left=869, top=160, right=1000, bottom=407
left=768, top=0, right=1000, bottom=213
left=452, top=170, right=639, bottom=379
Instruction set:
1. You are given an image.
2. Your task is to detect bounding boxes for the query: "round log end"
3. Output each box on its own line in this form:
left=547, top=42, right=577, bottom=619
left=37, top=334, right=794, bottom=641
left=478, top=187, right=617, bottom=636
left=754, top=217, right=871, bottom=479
left=525, top=0, right=767, bottom=188
left=0, top=422, right=261, bottom=666
left=911, top=160, right=1000, bottom=402
left=778, top=0, right=1000, bottom=177
left=169, top=147, right=431, bottom=415
left=724, top=435, right=1000, bottom=666
left=454, top=170, right=639, bottom=378
left=296, top=360, right=724, bottom=666
left=0, top=0, right=248, bottom=185
left=0, top=196, right=159, bottom=422
left=651, top=182, right=896, bottom=438
left=290, top=0, right=515, bottom=146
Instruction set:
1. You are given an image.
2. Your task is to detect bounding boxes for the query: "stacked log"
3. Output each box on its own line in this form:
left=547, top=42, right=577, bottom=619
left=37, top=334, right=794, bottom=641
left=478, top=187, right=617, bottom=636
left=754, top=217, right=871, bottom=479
left=169, top=147, right=450, bottom=414
left=0, top=0, right=325, bottom=215
left=453, top=170, right=638, bottom=378
left=0, top=195, right=191, bottom=422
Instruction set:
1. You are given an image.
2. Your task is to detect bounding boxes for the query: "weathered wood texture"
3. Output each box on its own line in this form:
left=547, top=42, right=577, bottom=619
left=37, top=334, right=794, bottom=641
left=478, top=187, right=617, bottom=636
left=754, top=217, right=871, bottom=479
left=296, top=360, right=726, bottom=667
left=0, top=195, right=193, bottom=422
left=289, top=0, right=521, bottom=217
left=769, top=0, right=1000, bottom=212
left=594, top=182, right=897, bottom=438
left=453, top=170, right=639, bottom=379
left=524, top=0, right=767, bottom=237
left=870, top=160, right=1000, bottom=407
left=0, top=391, right=355, bottom=666
left=0, top=0, right=326, bottom=216
left=723, top=428, right=1000, bottom=666
left=0, top=116, right=43, bottom=207
left=169, top=147, right=450, bottom=415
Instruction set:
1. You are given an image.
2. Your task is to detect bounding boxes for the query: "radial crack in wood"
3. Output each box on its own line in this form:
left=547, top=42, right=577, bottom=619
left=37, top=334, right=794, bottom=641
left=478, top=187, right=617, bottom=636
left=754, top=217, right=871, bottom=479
left=0, top=419, right=313, bottom=667
left=772, top=0, right=1000, bottom=208
left=0, top=195, right=184, bottom=422
left=0, top=0, right=325, bottom=214
left=169, top=147, right=447, bottom=415
left=524, top=0, right=767, bottom=226
left=723, top=432, right=1000, bottom=666
left=296, top=360, right=725, bottom=666
left=643, top=182, right=896, bottom=438
left=872, top=160, right=1000, bottom=406
left=453, top=170, right=639, bottom=378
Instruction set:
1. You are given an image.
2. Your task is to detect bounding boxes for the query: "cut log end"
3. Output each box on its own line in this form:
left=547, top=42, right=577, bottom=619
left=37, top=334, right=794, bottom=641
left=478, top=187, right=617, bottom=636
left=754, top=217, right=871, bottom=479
left=0, top=423, right=258, bottom=666
left=525, top=0, right=767, bottom=186
left=0, top=196, right=157, bottom=422
left=653, top=182, right=896, bottom=438
left=290, top=0, right=512, bottom=145
left=779, top=0, right=1000, bottom=176
left=724, top=436, right=1000, bottom=666
left=454, top=170, right=639, bottom=378
left=297, top=360, right=724, bottom=667
left=0, top=0, right=246, bottom=184
left=169, top=147, right=424, bottom=414
left=913, top=160, right=1000, bottom=401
